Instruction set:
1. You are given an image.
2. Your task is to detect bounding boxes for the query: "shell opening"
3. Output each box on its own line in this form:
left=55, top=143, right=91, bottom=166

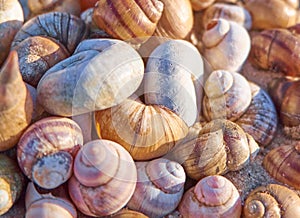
left=202, top=19, right=230, bottom=48
left=0, top=190, right=9, bottom=210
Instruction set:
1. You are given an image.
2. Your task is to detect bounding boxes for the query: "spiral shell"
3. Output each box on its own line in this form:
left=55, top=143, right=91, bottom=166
left=178, top=175, right=242, bottom=218
left=127, top=158, right=186, bottom=217
left=263, top=143, right=300, bottom=190
left=243, top=184, right=300, bottom=217
left=202, top=18, right=250, bottom=71
left=68, top=139, right=137, bottom=217
left=17, top=117, right=83, bottom=189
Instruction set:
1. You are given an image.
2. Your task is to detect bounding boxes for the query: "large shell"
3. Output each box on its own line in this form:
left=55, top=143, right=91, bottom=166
left=0, top=51, right=33, bottom=152
left=202, top=70, right=252, bottom=122
left=144, top=40, right=204, bottom=127
left=37, top=39, right=144, bottom=116
left=178, top=175, right=241, bottom=218
left=0, top=154, right=25, bottom=216
left=92, top=0, right=164, bottom=43
left=236, top=82, right=278, bottom=146
left=127, top=158, right=186, bottom=217
left=68, top=139, right=137, bottom=217
left=243, top=184, right=300, bottom=217
left=202, top=18, right=250, bottom=71
left=17, top=117, right=83, bottom=189
left=94, top=98, right=189, bottom=160
left=263, top=143, right=300, bottom=190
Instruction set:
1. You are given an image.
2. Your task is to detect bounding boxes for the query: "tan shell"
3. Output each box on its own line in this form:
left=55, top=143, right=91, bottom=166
left=243, top=184, right=300, bottom=217
left=94, top=98, right=189, bottom=160
left=0, top=51, right=33, bottom=152
left=111, top=209, right=148, bottom=218
left=189, top=0, right=216, bottom=11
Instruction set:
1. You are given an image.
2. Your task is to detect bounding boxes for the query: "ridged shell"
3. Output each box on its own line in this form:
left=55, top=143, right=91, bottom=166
left=243, top=184, right=300, bottom=218
left=68, top=139, right=137, bottom=217
left=127, top=158, right=185, bottom=217
left=17, top=117, right=83, bottom=189
left=178, top=175, right=241, bottom=218
left=94, top=98, right=189, bottom=160
left=263, top=143, right=300, bottom=190
left=144, top=40, right=204, bottom=127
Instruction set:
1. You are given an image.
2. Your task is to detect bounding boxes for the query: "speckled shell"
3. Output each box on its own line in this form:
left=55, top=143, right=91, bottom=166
left=190, top=0, right=216, bottom=11
left=37, top=39, right=144, bottom=116
left=127, top=158, right=186, bottom=217
left=68, top=139, right=137, bottom=217
left=0, top=154, right=25, bottom=216
left=236, top=82, right=278, bottom=146
left=144, top=40, right=204, bottom=127
left=243, top=184, right=300, bottom=217
left=92, top=0, right=164, bottom=43
left=178, top=175, right=242, bottom=218
left=0, top=51, right=33, bottom=152
left=263, top=143, right=300, bottom=190
left=94, top=98, right=189, bottom=160
left=17, top=117, right=83, bottom=189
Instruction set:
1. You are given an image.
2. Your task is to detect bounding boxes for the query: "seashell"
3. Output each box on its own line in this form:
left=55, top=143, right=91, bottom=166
left=202, top=3, right=252, bottom=30
left=25, top=182, right=77, bottom=218
left=94, top=98, right=189, bottom=160
left=202, top=70, right=252, bottom=122
left=263, top=143, right=300, bottom=189
left=92, top=0, right=164, bottom=43
left=154, top=0, right=194, bottom=39
left=37, top=39, right=144, bottom=116
left=178, top=119, right=259, bottom=180
left=68, top=139, right=137, bottom=217
left=0, top=0, right=24, bottom=66
left=127, top=158, right=186, bottom=217
left=144, top=39, right=204, bottom=127
left=202, top=18, right=251, bottom=72
left=189, top=0, right=216, bottom=11
left=0, top=154, right=25, bottom=216
left=243, top=0, right=299, bottom=29
left=250, top=24, right=300, bottom=78
left=243, top=184, right=300, bottom=217
left=111, top=208, right=148, bottom=218
left=236, top=82, right=278, bottom=146
left=178, top=175, right=242, bottom=218
left=0, top=51, right=33, bottom=152
left=17, top=116, right=83, bottom=189
left=80, top=0, right=99, bottom=12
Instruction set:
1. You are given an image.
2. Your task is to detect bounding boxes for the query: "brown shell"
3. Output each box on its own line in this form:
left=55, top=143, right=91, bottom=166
left=92, top=0, right=164, bottom=43
left=94, top=98, right=189, bottom=160
left=263, top=143, right=300, bottom=190
left=190, top=0, right=216, bottom=11
left=111, top=209, right=148, bottom=218
left=250, top=24, right=300, bottom=77
left=243, top=184, right=300, bottom=217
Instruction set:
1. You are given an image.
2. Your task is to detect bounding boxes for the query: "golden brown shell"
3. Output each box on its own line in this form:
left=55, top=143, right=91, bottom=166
left=111, top=209, right=148, bottom=218
left=189, top=0, right=216, bottom=11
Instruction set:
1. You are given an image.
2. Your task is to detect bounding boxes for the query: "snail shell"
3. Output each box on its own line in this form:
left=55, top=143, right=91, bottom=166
left=0, top=51, right=33, bottom=152
left=250, top=24, right=300, bottom=78
left=111, top=209, right=148, bottom=218
left=68, top=139, right=137, bottom=217
left=202, top=18, right=251, bottom=71
left=25, top=182, right=77, bottom=218
left=263, top=143, right=300, bottom=190
left=144, top=40, right=204, bottom=127
left=243, top=184, right=300, bottom=217
left=127, top=158, right=186, bottom=217
left=0, top=0, right=24, bottom=66
left=189, top=0, right=216, bottom=11
left=0, top=154, right=25, bottom=216
left=178, top=175, right=242, bottom=218
left=37, top=39, right=144, bottom=116
left=92, top=0, right=164, bottom=43
left=202, top=70, right=252, bottom=122
left=17, top=117, right=83, bottom=189
left=94, top=98, right=189, bottom=160
left=236, top=82, right=278, bottom=146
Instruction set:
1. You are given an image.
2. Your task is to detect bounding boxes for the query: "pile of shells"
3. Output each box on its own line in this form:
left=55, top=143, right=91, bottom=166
left=1, top=0, right=300, bottom=217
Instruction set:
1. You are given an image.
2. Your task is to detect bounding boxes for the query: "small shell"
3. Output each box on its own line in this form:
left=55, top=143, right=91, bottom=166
left=263, top=143, right=300, bottom=190
left=111, top=209, right=148, bottom=218
left=178, top=175, right=242, bottom=218
left=94, top=98, right=189, bottom=160
left=68, top=139, right=137, bottom=217
left=243, top=184, right=300, bottom=218
left=202, top=18, right=251, bottom=71
left=189, top=0, right=216, bottom=11
left=17, top=117, right=83, bottom=189
left=202, top=70, right=252, bottom=122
